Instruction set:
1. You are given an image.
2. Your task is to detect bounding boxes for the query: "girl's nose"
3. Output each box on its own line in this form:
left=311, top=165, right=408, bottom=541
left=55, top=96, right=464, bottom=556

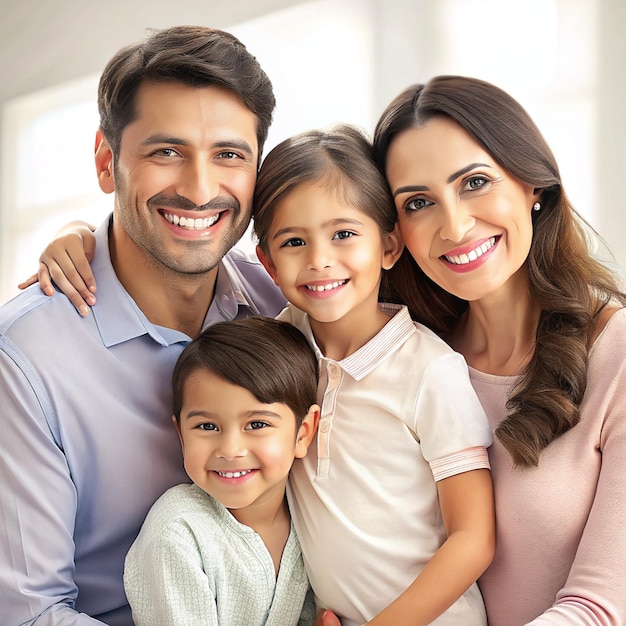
left=307, top=241, right=334, bottom=271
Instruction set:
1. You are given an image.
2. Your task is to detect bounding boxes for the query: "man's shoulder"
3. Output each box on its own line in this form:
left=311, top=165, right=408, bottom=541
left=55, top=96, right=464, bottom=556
left=0, top=286, right=74, bottom=337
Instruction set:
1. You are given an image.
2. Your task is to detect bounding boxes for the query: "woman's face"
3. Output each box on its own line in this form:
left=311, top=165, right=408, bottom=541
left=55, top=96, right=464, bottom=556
left=384, top=116, right=539, bottom=303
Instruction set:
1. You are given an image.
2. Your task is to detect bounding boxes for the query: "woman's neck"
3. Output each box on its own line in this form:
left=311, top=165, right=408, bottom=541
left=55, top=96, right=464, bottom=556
left=448, top=274, right=540, bottom=376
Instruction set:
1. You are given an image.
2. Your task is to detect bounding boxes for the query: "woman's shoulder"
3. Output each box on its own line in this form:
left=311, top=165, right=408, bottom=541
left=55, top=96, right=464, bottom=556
left=591, top=305, right=626, bottom=346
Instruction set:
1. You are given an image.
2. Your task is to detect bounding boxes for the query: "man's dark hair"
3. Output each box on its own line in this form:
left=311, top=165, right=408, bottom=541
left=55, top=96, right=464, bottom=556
left=98, top=25, right=275, bottom=160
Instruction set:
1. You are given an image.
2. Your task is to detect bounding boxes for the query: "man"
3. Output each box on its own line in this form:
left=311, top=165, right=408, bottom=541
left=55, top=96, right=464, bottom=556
left=0, top=26, right=285, bottom=625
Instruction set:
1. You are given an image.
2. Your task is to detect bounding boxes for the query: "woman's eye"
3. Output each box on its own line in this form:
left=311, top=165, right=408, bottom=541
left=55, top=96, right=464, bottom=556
left=465, top=176, right=490, bottom=191
left=332, top=230, right=356, bottom=240
left=281, top=237, right=305, bottom=248
left=404, top=197, right=433, bottom=212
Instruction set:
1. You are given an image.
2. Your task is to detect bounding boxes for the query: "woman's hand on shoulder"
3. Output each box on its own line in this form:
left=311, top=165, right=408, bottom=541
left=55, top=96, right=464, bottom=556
left=18, top=220, right=98, bottom=316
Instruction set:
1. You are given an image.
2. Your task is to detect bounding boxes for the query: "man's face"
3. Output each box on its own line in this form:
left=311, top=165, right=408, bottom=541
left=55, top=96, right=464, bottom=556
left=104, top=81, right=259, bottom=276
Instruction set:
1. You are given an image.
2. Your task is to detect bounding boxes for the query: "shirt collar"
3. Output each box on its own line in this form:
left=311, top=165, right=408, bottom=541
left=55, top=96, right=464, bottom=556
left=90, top=216, right=190, bottom=348
left=286, top=303, right=416, bottom=381
left=204, top=252, right=263, bottom=326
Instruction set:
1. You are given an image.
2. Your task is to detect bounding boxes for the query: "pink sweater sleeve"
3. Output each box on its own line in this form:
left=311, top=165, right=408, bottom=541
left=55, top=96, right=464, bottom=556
left=476, top=308, right=626, bottom=625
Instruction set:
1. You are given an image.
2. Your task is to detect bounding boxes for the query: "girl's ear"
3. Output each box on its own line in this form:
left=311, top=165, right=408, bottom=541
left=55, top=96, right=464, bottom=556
left=294, top=404, right=320, bottom=459
left=382, top=223, right=404, bottom=270
left=256, top=245, right=280, bottom=285
left=95, top=129, right=115, bottom=194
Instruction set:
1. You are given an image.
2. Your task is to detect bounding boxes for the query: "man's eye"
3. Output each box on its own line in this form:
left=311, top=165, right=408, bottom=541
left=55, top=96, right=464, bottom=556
left=218, top=151, right=241, bottom=160
left=152, top=148, right=180, bottom=158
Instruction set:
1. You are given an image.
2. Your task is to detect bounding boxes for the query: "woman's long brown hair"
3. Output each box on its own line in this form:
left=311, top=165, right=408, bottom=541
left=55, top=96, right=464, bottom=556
left=374, top=76, right=626, bottom=467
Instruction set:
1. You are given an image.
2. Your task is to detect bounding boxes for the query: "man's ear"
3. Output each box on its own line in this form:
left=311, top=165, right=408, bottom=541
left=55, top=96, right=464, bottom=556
left=294, top=404, right=319, bottom=459
left=382, top=223, right=404, bottom=270
left=256, top=245, right=279, bottom=285
left=95, top=129, right=115, bottom=194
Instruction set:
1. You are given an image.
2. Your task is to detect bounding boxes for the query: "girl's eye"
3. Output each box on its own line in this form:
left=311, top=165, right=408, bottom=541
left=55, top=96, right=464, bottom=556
left=196, top=423, right=218, bottom=431
left=404, top=197, right=433, bottom=212
left=332, top=230, right=356, bottom=240
left=246, top=420, right=270, bottom=430
left=280, top=237, right=305, bottom=248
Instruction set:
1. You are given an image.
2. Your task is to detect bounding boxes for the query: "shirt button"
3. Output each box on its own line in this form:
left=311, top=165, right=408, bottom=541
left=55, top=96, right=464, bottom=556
left=328, top=363, right=340, bottom=378
left=319, top=420, right=331, bottom=433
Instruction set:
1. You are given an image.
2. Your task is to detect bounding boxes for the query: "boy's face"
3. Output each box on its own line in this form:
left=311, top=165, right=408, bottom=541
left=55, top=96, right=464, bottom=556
left=174, top=368, right=316, bottom=521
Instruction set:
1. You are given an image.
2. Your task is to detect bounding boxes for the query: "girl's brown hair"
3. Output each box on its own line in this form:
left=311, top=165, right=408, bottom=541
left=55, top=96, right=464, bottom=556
left=374, top=75, right=626, bottom=467
left=253, top=124, right=397, bottom=255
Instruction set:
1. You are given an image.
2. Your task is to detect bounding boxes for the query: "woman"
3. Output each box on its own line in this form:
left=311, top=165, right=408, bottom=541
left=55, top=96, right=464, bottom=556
left=373, top=75, right=626, bottom=624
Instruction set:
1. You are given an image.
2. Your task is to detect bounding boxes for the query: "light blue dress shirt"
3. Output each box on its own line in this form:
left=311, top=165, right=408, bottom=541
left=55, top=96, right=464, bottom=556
left=0, top=215, right=286, bottom=625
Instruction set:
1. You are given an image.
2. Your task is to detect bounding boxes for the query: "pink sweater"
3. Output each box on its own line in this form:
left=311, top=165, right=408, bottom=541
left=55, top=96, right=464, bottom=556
left=471, top=308, right=626, bottom=625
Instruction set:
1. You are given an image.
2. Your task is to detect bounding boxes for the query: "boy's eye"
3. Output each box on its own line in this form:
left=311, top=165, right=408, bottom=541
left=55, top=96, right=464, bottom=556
left=246, top=420, right=270, bottom=430
left=280, top=237, right=305, bottom=248
left=196, top=423, right=218, bottom=431
left=332, top=230, right=356, bottom=240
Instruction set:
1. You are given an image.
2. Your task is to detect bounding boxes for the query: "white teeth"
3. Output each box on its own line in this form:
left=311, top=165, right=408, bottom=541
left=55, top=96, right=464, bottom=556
left=305, top=280, right=347, bottom=292
left=164, top=212, right=220, bottom=230
left=444, top=237, right=496, bottom=265
left=216, top=470, right=253, bottom=479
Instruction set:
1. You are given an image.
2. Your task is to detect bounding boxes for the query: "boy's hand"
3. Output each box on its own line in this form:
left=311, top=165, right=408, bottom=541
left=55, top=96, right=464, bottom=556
left=314, top=609, right=342, bottom=626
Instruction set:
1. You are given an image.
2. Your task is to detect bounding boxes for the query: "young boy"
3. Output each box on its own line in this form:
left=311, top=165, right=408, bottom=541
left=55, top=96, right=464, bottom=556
left=123, top=317, right=319, bottom=626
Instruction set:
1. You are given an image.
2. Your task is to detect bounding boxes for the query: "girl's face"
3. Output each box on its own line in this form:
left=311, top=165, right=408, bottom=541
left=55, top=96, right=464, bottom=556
left=257, top=178, right=401, bottom=325
left=385, top=116, right=539, bottom=303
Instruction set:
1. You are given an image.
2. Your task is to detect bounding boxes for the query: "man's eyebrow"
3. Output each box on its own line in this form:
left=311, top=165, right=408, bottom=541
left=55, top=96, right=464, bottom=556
left=140, top=135, right=255, bottom=156
left=392, top=162, right=493, bottom=197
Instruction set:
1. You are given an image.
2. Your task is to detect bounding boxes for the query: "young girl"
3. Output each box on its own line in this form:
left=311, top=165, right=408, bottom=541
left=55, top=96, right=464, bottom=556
left=125, top=316, right=319, bottom=625
left=253, top=125, right=494, bottom=625
left=25, top=125, right=495, bottom=626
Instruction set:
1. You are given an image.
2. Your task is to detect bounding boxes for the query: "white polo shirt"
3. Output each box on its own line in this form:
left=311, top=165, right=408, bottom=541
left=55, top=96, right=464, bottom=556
left=282, top=303, right=492, bottom=626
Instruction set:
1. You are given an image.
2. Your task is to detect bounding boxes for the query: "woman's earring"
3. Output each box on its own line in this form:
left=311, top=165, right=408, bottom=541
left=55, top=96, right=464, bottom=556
left=532, top=202, right=541, bottom=212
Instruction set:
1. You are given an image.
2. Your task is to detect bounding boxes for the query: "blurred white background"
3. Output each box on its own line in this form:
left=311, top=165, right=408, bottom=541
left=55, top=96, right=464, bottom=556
left=1, top=0, right=624, bottom=305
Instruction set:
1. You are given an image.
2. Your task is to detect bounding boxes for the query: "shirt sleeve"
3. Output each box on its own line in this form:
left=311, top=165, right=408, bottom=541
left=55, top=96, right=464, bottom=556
left=0, top=341, right=103, bottom=625
left=414, top=352, right=493, bottom=464
left=124, top=516, right=219, bottom=626
left=525, top=313, right=626, bottom=625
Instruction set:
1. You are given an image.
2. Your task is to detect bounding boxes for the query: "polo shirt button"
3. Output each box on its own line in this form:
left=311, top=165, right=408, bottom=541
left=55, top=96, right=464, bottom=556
left=320, top=419, right=331, bottom=433
left=328, top=363, right=340, bottom=378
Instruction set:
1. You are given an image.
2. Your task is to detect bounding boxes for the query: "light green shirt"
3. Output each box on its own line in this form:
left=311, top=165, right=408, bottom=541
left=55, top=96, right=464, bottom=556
left=124, top=484, right=314, bottom=625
